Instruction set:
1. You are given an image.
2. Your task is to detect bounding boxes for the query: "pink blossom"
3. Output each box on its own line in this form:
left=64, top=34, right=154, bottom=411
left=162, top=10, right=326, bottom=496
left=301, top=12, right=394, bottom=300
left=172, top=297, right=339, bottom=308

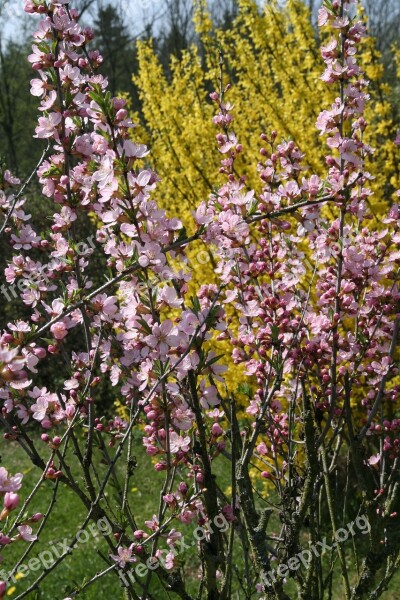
left=31, top=397, right=49, bottom=423
left=145, top=514, right=160, bottom=531
left=59, top=64, right=81, bottom=85
left=256, top=442, right=268, bottom=456
left=200, top=384, right=219, bottom=409
left=194, top=202, right=214, bottom=225
left=321, top=39, right=338, bottom=61
left=35, top=113, right=62, bottom=139
left=0, top=468, right=23, bottom=493
left=317, top=6, right=330, bottom=26
left=110, top=545, right=136, bottom=568
left=368, top=454, right=381, bottom=466
left=145, top=320, right=179, bottom=355
left=121, top=141, right=149, bottom=158
left=17, top=525, right=37, bottom=542
left=163, top=550, right=177, bottom=570
left=171, top=407, right=194, bottom=431
left=157, top=286, right=182, bottom=308
left=11, top=225, right=40, bottom=250
left=138, top=243, right=166, bottom=268
left=75, top=134, right=93, bottom=156
left=169, top=432, right=191, bottom=454
left=166, top=529, right=182, bottom=547
left=30, top=76, right=47, bottom=97
left=50, top=321, right=69, bottom=340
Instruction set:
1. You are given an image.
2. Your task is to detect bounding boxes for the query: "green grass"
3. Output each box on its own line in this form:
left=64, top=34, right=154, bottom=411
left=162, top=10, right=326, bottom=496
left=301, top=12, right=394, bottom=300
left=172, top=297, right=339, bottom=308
left=1, top=433, right=166, bottom=600
left=1, top=431, right=233, bottom=600
left=2, top=434, right=400, bottom=600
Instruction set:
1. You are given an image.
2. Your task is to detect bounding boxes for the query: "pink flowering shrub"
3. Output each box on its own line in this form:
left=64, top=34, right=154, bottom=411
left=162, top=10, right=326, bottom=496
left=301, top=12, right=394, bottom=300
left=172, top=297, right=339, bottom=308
left=0, top=0, right=399, bottom=598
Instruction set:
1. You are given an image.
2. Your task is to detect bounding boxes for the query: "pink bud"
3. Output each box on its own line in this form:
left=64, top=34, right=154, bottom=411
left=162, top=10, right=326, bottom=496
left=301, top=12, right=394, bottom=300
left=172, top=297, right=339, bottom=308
left=0, top=535, right=10, bottom=545
left=30, top=513, right=43, bottom=523
left=0, top=582, right=6, bottom=599
left=154, top=462, right=167, bottom=471
left=4, top=492, right=20, bottom=511
left=211, top=423, right=223, bottom=437
left=115, top=109, right=127, bottom=121
left=34, top=347, right=46, bottom=359
left=178, top=482, right=188, bottom=495
left=163, top=493, right=175, bottom=505
left=113, top=98, right=127, bottom=110
left=133, top=530, right=145, bottom=540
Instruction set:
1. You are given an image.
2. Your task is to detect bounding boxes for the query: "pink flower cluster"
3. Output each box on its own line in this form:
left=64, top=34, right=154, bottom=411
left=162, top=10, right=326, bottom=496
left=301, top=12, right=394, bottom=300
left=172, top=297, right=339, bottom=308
left=1, top=0, right=231, bottom=567
left=199, top=0, right=400, bottom=475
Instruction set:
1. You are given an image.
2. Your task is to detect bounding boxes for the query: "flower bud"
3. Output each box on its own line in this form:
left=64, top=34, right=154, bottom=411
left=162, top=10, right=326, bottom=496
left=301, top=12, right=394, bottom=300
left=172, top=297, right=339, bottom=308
left=178, top=482, right=188, bottom=495
left=211, top=423, right=223, bottom=437
left=4, top=492, right=19, bottom=511
left=30, top=513, right=43, bottom=523
left=133, top=530, right=145, bottom=540
left=0, top=535, right=10, bottom=546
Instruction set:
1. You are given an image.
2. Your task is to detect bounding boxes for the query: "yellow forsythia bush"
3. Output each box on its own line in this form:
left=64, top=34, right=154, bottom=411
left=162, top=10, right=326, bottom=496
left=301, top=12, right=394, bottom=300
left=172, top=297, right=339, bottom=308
left=133, top=0, right=399, bottom=217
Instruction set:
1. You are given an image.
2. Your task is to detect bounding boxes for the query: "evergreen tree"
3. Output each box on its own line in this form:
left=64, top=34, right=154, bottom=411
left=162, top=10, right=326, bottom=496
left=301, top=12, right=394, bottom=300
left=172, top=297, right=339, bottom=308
left=93, top=4, right=138, bottom=101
